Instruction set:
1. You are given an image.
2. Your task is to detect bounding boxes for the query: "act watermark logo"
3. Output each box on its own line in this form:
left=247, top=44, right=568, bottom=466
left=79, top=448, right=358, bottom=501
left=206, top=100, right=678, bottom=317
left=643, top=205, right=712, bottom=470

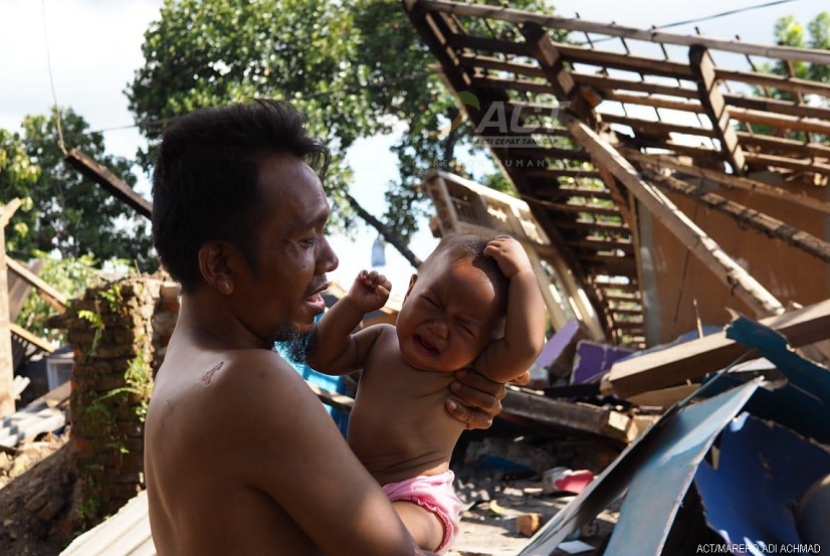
left=411, top=91, right=568, bottom=148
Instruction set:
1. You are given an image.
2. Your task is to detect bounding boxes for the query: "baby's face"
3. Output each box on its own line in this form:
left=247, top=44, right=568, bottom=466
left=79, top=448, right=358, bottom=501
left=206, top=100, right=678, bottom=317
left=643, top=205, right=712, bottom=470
left=396, top=256, right=504, bottom=372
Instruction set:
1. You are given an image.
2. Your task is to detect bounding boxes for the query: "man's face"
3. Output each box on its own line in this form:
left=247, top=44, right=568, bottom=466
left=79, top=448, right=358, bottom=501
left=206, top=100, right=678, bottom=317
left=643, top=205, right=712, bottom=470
left=234, top=154, right=338, bottom=345
left=395, top=254, right=504, bottom=372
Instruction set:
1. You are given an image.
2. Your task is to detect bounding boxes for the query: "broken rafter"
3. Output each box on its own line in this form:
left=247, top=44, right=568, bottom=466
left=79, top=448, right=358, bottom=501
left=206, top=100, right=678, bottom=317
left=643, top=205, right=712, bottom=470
left=561, top=112, right=785, bottom=317
left=620, top=148, right=830, bottom=216
left=688, top=46, right=745, bottom=175
left=646, top=171, right=830, bottom=264
left=6, top=258, right=67, bottom=312
left=572, top=72, right=699, bottom=99
left=65, top=149, right=152, bottom=219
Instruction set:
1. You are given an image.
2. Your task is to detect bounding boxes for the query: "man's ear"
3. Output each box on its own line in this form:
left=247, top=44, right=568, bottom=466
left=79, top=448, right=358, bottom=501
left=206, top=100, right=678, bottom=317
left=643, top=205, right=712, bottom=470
left=403, top=273, right=418, bottom=302
left=197, top=241, right=237, bottom=295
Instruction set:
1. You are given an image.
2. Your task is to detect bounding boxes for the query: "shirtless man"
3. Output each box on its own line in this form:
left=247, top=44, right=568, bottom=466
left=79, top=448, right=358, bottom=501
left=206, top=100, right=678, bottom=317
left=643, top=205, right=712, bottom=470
left=144, top=100, right=524, bottom=555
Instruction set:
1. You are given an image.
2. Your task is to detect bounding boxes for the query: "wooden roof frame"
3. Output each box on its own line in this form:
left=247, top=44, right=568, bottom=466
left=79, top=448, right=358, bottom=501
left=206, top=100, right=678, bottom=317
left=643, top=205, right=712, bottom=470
left=404, top=0, right=830, bottom=345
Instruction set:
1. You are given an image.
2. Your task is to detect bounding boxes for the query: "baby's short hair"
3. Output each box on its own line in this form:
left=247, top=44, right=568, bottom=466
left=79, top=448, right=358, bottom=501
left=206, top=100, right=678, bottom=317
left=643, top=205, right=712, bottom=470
left=420, top=232, right=510, bottom=310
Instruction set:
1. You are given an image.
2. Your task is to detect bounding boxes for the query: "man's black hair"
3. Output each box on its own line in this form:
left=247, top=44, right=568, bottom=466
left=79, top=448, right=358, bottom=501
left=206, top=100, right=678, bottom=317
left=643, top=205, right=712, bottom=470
left=151, top=99, right=330, bottom=291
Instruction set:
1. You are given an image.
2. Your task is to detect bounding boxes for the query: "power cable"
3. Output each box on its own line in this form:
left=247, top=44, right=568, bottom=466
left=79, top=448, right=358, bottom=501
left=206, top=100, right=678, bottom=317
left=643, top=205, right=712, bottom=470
left=41, top=0, right=66, bottom=154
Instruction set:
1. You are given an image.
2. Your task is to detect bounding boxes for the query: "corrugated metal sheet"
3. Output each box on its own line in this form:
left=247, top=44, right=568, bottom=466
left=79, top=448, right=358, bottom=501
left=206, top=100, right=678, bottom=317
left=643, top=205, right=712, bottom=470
left=61, top=490, right=155, bottom=556
left=0, top=403, right=65, bottom=450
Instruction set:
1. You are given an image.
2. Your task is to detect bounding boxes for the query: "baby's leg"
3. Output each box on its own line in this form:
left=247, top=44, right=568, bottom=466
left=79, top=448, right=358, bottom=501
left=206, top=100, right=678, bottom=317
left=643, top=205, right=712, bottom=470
left=393, top=501, right=445, bottom=553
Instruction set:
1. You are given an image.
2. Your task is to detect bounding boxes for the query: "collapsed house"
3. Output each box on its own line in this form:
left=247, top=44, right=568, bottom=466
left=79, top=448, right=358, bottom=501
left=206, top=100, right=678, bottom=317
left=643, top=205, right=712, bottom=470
left=1, top=1, right=830, bottom=554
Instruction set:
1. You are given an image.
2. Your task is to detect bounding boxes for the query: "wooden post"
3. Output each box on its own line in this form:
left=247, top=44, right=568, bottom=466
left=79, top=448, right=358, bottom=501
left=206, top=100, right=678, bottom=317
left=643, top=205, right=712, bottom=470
left=0, top=199, right=22, bottom=418
left=64, top=149, right=152, bottom=219
left=561, top=113, right=785, bottom=318
left=689, top=45, right=746, bottom=175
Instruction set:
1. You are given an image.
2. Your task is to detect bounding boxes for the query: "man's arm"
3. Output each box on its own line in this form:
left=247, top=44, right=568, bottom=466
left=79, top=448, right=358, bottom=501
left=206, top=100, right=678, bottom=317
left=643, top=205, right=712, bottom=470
left=475, top=236, right=546, bottom=383
left=221, top=351, right=432, bottom=555
left=308, top=270, right=392, bottom=375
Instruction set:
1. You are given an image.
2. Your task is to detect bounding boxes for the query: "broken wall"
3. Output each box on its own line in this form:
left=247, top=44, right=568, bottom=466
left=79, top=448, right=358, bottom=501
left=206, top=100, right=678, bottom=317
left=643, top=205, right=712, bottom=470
left=638, top=177, right=830, bottom=344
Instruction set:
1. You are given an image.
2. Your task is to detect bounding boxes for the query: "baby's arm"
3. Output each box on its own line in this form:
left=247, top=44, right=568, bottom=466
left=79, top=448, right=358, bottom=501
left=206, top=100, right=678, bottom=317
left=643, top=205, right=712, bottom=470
left=474, top=235, right=546, bottom=382
left=307, top=270, right=392, bottom=375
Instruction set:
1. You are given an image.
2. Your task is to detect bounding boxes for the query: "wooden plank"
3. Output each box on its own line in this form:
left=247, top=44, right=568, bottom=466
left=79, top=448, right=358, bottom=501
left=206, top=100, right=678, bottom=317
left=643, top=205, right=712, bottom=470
left=716, top=69, right=830, bottom=99
left=556, top=219, right=630, bottom=232
left=447, top=33, right=532, bottom=57
left=502, top=386, right=637, bottom=445
left=736, top=132, right=830, bottom=160
left=474, top=75, right=551, bottom=95
left=65, top=149, right=153, bottom=219
left=562, top=112, right=784, bottom=317
left=541, top=202, right=620, bottom=217
left=572, top=72, right=699, bottom=99
left=620, top=148, right=830, bottom=216
left=689, top=46, right=745, bottom=174
left=601, top=113, right=717, bottom=139
left=606, top=298, right=830, bottom=399
left=510, top=147, right=593, bottom=162
left=9, top=323, right=55, bottom=354
left=647, top=171, right=830, bottom=264
left=0, top=199, right=22, bottom=229
left=555, top=43, right=694, bottom=80
left=28, top=380, right=71, bottom=409
left=549, top=187, right=613, bottom=200
left=458, top=53, right=546, bottom=78
left=728, top=108, right=830, bottom=137
left=621, top=136, right=724, bottom=164
left=0, top=200, right=20, bottom=418
left=725, top=94, right=830, bottom=123
left=744, top=152, right=830, bottom=177
left=601, top=91, right=705, bottom=114
left=419, top=0, right=830, bottom=66
left=6, top=257, right=68, bottom=312
left=568, top=238, right=635, bottom=253
left=523, top=168, right=601, bottom=179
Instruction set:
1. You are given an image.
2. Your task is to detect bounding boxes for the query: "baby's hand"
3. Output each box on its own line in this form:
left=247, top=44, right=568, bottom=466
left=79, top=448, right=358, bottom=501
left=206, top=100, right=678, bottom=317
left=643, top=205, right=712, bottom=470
left=347, top=270, right=392, bottom=314
left=483, top=235, right=531, bottom=279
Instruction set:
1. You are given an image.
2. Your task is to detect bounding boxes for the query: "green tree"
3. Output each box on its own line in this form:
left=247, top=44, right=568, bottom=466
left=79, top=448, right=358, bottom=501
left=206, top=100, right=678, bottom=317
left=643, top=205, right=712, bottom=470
left=759, top=13, right=830, bottom=102
left=0, top=108, right=155, bottom=269
left=127, top=0, right=556, bottom=263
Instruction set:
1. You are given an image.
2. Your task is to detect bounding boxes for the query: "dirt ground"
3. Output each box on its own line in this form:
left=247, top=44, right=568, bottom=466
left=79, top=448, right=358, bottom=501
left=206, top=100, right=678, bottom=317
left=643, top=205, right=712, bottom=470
left=448, top=466, right=618, bottom=556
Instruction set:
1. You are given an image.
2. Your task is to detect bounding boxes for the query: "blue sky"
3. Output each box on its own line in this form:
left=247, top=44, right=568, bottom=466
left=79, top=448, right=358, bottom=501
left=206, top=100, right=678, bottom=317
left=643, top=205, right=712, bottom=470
left=1, top=0, right=827, bottom=296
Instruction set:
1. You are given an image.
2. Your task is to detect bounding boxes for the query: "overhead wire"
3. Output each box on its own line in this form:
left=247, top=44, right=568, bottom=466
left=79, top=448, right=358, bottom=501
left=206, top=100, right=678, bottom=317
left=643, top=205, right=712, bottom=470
left=41, top=0, right=66, bottom=154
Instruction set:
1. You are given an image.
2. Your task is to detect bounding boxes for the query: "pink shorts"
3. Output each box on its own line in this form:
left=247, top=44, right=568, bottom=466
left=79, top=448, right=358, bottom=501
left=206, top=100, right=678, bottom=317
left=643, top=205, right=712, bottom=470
left=382, top=470, right=463, bottom=554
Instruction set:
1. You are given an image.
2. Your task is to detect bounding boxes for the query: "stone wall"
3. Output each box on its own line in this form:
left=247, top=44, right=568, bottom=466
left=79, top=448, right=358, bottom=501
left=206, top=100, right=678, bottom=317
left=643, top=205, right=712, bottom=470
left=57, top=274, right=179, bottom=523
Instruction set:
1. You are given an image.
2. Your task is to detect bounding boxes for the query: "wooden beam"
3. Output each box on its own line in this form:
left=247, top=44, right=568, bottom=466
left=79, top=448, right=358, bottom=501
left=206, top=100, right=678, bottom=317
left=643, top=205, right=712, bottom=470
left=64, top=149, right=152, bottom=219
left=572, top=72, right=699, bottom=99
left=548, top=187, right=613, bottom=200
left=447, top=33, right=532, bottom=57
left=458, top=53, right=546, bottom=78
left=510, top=147, right=593, bottom=162
left=523, top=168, right=601, bottom=179
left=725, top=93, right=830, bottom=122
left=541, top=201, right=620, bottom=217
left=728, top=108, right=830, bottom=137
left=689, top=46, right=745, bottom=174
left=605, top=298, right=830, bottom=398
left=561, top=112, right=785, bottom=317
left=555, top=43, right=694, bottom=80
left=9, top=323, right=55, bottom=354
left=716, top=69, right=830, bottom=99
left=744, top=152, right=830, bottom=177
left=556, top=219, right=629, bottom=232
left=6, top=258, right=67, bottom=312
left=736, top=132, right=830, bottom=160
left=568, top=238, right=634, bottom=253
left=620, top=148, right=830, bottom=216
left=419, top=0, right=830, bottom=66
left=601, top=91, right=705, bottom=114
left=474, top=76, right=551, bottom=95
left=646, top=171, right=830, bottom=264
left=0, top=200, right=20, bottom=418
left=502, top=386, right=637, bottom=445
left=601, top=113, right=717, bottom=139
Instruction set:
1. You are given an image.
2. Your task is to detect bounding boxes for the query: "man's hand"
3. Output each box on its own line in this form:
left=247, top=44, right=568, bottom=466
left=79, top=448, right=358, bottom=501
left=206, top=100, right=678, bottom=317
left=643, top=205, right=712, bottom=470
left=483, top=235, right=532, bottom=279
left=444, top=368, right=531, bottom=430
left=347, top=270, right=392, bottom=314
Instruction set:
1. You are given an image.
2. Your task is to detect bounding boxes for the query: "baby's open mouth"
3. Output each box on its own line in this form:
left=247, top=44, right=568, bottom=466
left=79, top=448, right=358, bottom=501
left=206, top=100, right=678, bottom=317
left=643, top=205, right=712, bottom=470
left=414, top=334, right=439, bottom=356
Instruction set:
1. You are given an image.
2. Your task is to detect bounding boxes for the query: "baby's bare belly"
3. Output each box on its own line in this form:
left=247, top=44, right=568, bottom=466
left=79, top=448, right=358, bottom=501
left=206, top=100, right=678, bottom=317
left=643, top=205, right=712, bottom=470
left=348, top=385, right=466, bottom=485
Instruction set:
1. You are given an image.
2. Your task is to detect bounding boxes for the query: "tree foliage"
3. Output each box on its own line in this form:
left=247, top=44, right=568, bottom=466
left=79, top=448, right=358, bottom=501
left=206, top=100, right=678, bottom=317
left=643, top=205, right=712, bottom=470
left=127, top=0, right=554, bottom=244
left=762, top=12, right=830, bottom=101
left=0, top=108, right=155, bottom=269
